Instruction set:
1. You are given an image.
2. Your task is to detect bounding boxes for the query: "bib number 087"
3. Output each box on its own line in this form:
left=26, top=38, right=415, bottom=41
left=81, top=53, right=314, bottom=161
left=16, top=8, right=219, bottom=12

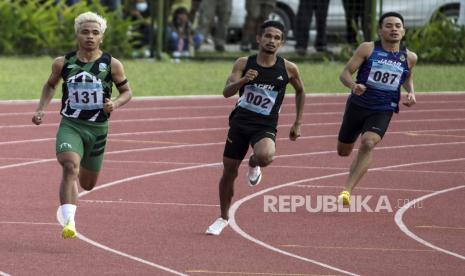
left=373, top=71, right=398, bottom=84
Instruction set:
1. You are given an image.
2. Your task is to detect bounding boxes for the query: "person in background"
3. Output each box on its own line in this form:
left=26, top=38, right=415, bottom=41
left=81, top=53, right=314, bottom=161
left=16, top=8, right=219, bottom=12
left=189, top=0, right=202, bottom=23
left=240, top=0, right=277, bottom=52
left=167, top=6, right=202, bottom=58
left=125, top=0, right=151, bottom=56
left=342, top=0, right=373, bottom=45
left=100, top=0, right=121, bottom=11
left=196, top=0, right=232, bottom=52
left=294, top=0, right=330, bottom=55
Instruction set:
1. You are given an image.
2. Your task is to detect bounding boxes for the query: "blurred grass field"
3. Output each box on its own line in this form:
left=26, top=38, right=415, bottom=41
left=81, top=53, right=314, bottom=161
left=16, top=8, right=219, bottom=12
left=0, top=56, right=463, bottom=100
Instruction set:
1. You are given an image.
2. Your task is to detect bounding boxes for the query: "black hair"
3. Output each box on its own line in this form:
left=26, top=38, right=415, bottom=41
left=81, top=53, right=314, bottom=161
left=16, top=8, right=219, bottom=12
left=259, top=20, right=286, bottom=40
left=173, top=6, right=189, bottom=17
left=172, top=6, right=189, bottom=28
left=378, top=12, right=405, bottom=28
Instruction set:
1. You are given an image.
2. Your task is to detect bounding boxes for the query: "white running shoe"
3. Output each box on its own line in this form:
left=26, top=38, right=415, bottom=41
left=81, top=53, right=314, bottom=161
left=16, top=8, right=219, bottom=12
left=206, top=217, right=229, bottom=235
left=247, top=165, right=262, bottom=187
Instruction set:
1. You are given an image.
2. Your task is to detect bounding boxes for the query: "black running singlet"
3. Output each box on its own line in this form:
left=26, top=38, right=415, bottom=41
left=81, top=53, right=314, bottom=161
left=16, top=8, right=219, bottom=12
left=230, top=54, right=289, bottom=128
left=60, top=51, right=113, bottom=122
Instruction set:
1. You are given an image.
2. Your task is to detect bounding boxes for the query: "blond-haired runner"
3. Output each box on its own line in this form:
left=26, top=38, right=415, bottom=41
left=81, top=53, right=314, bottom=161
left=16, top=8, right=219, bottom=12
left=32, top=12, right=132, bottom=239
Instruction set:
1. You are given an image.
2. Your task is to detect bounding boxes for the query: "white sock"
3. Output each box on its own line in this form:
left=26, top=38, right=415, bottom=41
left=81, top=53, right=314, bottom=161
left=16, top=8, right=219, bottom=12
left=61, top=204, right=77, bottom=224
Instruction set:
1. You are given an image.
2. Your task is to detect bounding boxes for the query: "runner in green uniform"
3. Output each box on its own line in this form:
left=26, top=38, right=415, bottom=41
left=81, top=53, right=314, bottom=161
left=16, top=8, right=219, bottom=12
left=32, top=11, right=132, bottom=239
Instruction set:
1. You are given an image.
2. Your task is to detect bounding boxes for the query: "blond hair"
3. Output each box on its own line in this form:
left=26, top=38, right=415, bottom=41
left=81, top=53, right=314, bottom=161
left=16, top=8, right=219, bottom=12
left=74, top=12, right=107, bottom=34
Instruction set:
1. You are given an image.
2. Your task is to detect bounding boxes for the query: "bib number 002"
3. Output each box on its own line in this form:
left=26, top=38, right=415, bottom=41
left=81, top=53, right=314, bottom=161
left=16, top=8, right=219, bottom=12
left=245, top=93, right=271, bottom=109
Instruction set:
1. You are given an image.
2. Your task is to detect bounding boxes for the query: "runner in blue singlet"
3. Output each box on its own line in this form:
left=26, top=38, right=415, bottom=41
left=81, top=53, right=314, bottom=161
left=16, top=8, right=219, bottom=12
left=336, top=12, right=417, bottom=205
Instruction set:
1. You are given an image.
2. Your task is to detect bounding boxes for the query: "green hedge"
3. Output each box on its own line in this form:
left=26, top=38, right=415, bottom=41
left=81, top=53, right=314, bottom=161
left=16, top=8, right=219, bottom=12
left=0, top=0, right=135, bottom=57
left=335, top=12, right=465, bottom=64
left=405, top=13, right=465, bottom=63
left=1, top=1, right=464, bottom=63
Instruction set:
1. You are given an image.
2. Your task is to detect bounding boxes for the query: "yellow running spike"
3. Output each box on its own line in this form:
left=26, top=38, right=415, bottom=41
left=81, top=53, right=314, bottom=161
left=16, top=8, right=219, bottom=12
left=338, top=190, right=351, bottom=206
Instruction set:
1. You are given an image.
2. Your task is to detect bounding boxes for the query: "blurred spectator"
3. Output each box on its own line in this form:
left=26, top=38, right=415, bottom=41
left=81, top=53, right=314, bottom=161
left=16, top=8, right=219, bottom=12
left=167, top=7, right=202, bottom=58
left=55, top=0, right=120, bottom=9
left=240, top=0, right=277, bottom=51
left=125, top=0, right=151, bottom=56
left=342, top=0, right=373, bottom=45
left=60, top=0, right=79, bottom=5
left=189, top=0, right=202, bottom=23
left=459, top=0, right=465, bottom=25
left=100, top=0, right=121, bottom=12
left=294, top=0, right=330, bottom=55
left=196, top=0, right=232, bottom=52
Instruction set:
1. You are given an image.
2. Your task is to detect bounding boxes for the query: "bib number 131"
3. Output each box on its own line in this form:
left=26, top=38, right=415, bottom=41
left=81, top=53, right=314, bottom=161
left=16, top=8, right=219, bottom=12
left=68, top=83, right=104, bottom=110
left=73, top=91, right=101, bottom=105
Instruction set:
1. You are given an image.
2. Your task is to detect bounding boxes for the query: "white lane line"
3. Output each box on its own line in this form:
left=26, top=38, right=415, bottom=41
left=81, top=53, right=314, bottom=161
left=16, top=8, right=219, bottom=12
left=0, top=157, right=43, bottom=161
left=0, top=159, right=55, bottom=170
left=0, top=104, right=463, bottom=118
left=4, top=94, right=464, bottom=275
left=394, top=185, right=465, bottom=261
left=0, top=271, right=11, bottom=276
left=77, top=234, right=189, bottom=276
left=228, top=157, right=465, bottom=275
left=3, top=126, right=465, bottom=149
left=4, top=114, right=465, bottom=129
left=3, top=140, right=465, bottom=172
left=78, top=163, right=220, bottom=197
left=5, top=102, right=465, bottom=117
left=293, top=185, right=436, bottom=193
left=3, top=125, right=465, bottom=145
left=74, top=163, right=220, bottom=275
left=0, top=138, right=54, bottom=145
left=81, top=199, right=219, bottom=207
left=0, top=97, right=465, bottom=117
left=2, top=132, right=465, bottom=273
left=104, top=159, right=208, bottom=165
left=75, top=161, right=356, bottom=276
left=275, top=141, right=465, bottom=160
left=378, top=169, right=465, bottom=175
left=1, top=92, right=464, bottom=105
left=0, top=221, right=57, bottom=226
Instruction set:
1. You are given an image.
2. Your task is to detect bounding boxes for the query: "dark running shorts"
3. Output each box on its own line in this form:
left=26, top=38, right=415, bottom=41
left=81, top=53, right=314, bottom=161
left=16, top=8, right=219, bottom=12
left=338, top=101, right=393, bottom=144
left=223, top=122, right=277, bottom=160
left=56, top=117, right=108, bottom=172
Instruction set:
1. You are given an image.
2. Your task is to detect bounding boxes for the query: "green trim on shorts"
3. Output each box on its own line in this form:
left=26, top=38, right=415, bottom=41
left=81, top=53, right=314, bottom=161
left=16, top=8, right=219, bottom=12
left=56, top=117, right=109, bottom=172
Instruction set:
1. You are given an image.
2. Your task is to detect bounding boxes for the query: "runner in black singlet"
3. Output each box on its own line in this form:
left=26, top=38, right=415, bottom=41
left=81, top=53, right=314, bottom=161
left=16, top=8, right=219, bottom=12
left=206, top=20, right=306, bottom=235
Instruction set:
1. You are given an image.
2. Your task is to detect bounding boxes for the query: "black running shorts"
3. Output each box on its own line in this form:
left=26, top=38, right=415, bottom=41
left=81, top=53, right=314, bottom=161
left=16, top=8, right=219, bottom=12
left=338, top=101, right=393, bottom=144
left=223, top=122, right=277, bottom=160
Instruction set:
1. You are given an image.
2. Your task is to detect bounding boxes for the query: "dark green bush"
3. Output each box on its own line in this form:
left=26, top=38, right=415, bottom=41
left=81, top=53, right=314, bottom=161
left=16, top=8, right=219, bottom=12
left=405, top=12, right=465, bottom=63
left=334, top=12, right=465, bottom=64
left=0, top=0, right=136, bottom=57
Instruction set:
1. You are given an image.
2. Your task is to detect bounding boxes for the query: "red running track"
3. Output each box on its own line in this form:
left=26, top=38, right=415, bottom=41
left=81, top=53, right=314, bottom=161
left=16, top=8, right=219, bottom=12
left=0, top=93, right=464, bottom=275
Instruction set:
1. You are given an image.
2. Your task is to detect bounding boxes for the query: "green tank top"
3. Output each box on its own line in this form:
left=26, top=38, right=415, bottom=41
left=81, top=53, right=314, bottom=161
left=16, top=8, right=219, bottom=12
left=60, top=51, right=113, bottom=122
